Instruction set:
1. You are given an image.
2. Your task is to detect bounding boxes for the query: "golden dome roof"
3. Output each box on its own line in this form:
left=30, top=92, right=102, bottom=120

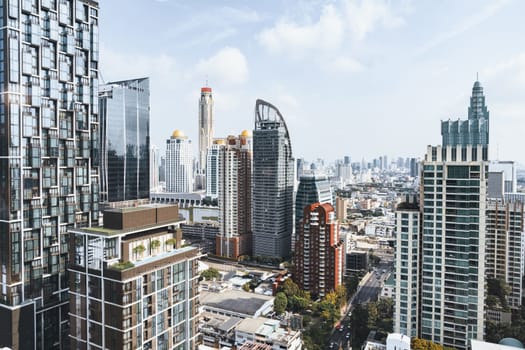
left=172, top=130, right=185, bottom=138
left=240, top=130, right=252, bottom=137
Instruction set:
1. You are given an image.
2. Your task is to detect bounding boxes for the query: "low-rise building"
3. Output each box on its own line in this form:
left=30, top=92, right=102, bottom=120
left=68, top=204, right=201, bottom=349
left=200, top=289, right=274, bottom=319
left=235, top=318, right=302, bottom=350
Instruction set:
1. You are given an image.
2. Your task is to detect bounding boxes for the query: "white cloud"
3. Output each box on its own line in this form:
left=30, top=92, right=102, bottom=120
left=482, top=53, right=525, bottom=83
left=415, top=0, right=509, bottom=55
left=99, top=45, right=179, bottom=82
left=194, top=47, right=249, bottom=86
left=343, top=0, right=405, bottom=41
left=259, top=4, right=344, bottom=57
left=328, top=56, right=365, bottom=73
left=258, top=0, right=407, bottom=59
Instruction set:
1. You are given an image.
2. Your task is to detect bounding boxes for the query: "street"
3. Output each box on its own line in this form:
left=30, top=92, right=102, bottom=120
left=326, top=259, right=393, bottom=349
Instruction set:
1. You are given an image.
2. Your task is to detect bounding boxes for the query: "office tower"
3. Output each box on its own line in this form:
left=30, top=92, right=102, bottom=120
left=150, top=144, right=159, bottom=192
left=217, top=132, right=253, bottom=258
left=485, top=200, right=524, bottom=308
left=393, top=196, right=420, bottom=338
left=294, top=203, right=344, bottom=299
left=99, top=78, right=150, bottom=202
left=344, top=156, right=351, bottom=165
left=0, top=1, right=99, bottom=348
left=206, top=139, right=225, bottom=200
left=165, top=130, right=193, bottom=193
left=252, top=99, right=294, bottom=259
left=395, top=81, right=491, bottom=350
left=68, top=204, right=200, bottom=349
left=294, top=175, right=333, bottom=250
left=442, top=81, right=489, bottom=155
left=198, top=87, right=213, bottom=180
left=410, top=158, right=419, bottom=178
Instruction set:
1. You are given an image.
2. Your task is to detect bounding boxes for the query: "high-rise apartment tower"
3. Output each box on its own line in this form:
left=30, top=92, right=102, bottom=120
left=165, top=130, right=193, bottom=193
left=0, top=1, right=100, bottom=348
left=217, top=132, right=252, bottom=259
left=294, top=203, right=344, bottom=299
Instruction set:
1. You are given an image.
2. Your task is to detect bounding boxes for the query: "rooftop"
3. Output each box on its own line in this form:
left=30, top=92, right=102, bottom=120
left=200, top=290, right=273, bottom=317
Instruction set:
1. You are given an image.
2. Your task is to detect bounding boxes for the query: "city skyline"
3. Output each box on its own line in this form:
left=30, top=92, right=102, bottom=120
left=100, top=0, right=525, bottom=164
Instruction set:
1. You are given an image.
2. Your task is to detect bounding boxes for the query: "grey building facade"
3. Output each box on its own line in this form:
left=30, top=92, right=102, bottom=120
left=0, top=0, right=100, bottom=348
left=99, top=77, right=150, bottom=203
left=252, top=99, right=294, bottom=259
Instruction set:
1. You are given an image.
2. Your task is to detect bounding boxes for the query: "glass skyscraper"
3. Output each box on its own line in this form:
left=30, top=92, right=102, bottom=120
left=395, top=82, right=490, bottom=350
left=99, top=77, right=150, bottom=202
left=0, top=1, right=100, bottom=348
left=293, top=174, right=333, bottom=250
left=252, top=99, right=294, bottom=259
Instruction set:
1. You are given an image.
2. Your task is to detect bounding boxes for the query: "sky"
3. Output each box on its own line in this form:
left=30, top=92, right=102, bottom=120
left=99, top=0, right=525, bottom=165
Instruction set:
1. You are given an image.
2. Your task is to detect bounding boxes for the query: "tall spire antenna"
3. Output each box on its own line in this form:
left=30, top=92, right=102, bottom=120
left=476, top=72, right=479, bottom=81
left=205, top=74, right=209, bottom=87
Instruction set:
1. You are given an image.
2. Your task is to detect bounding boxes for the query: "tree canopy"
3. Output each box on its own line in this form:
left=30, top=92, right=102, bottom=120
left=200, top=267, right=221, bottom=281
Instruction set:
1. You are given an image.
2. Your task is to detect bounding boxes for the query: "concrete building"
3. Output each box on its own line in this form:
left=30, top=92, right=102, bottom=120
left=68, top=204, right=201, bottom=349
left=294, top=203, right=344, bottom=299
left=485, top=200, right=524, bottom=308
left=336, top=196, right=350, bottom=222
left=235, top=318, right=302, bottom=350
left=418, top=145, right=487, bottom=349
left=393, top=199, right=420, bottom=338
left=150, top=145, right=160, bottom=192
left=99, top=77, right=150, bottom=202
left=0, top=1, right=100, bottom=348
left=252, top=100, right=294, bottom=259
left=394, top=81, right=491, bottom=350
left=294, top=175, right=333, bottom=250
left=165, top=130, right=194, bottom=193
left=217, top=132, right=253, bottom=259
left=386, top=333, right=411, bottom=350
left=199, top=87, right=214, bottom=177
left=205, top=139, right=225, bottom=200
left=199, top=289, right=274, bottom=319
left=346, top=251, right=369, bottom=275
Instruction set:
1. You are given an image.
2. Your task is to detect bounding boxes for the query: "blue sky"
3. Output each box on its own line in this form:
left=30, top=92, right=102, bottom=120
left=100, top=0, right=525, bottom=165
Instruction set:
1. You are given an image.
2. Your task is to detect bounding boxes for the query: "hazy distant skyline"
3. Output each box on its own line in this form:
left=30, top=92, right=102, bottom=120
left=100, top=0, right=525, bottom=164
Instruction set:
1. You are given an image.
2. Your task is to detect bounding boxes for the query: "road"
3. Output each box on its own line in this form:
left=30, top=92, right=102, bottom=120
left=326, top=259, right=393, bottom=349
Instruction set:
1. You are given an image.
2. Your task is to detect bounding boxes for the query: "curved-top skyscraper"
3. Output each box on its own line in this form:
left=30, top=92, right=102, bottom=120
left=252, top=99, right=294, bottom=259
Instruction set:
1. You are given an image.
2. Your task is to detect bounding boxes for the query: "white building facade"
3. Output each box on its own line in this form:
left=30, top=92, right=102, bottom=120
left=165, top=130, right=194, bottom=193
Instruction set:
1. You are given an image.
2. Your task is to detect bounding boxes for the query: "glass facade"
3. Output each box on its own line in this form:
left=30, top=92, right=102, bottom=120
left=0, top=1, right=100, bottom=349
left=294, top=175, right=333, bottom=250
left=99, top=77, right=150, bottom=202
left=441, top=81, right=489, bottom=160
left=252, top=99, right=294, bottom=259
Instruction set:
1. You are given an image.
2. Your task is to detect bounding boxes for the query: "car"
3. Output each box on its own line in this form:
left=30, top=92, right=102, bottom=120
left=329, top=342, right=335, bottom=348
left=339, top=325, right=344, bottom=332
left=346, top=333, right=350, bottom=339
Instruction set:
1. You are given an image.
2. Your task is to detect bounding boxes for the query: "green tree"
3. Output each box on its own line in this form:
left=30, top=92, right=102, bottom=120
left=367, top=302, right=378, bottom=329
left=280, top=278, right=301, bottom=297
left=274, top=292, right=288, bottom=315
left=345, top=275, right=360, bottom=296
left=242, top=282, right=251, bottom=292
left=200, top=267, right=221, bottom=281
left=350, top=304, right=369, bottom=348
